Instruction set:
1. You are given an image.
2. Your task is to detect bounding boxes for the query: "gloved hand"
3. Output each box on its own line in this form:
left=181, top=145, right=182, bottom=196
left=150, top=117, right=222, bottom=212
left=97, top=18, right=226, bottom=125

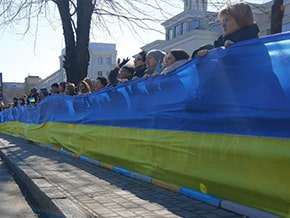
left=118, top=57, right=130, bottom=68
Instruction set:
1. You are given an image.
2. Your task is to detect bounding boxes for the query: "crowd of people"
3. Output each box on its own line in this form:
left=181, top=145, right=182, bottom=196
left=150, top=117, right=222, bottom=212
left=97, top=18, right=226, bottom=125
left=1, top=2, right=269, bottom=111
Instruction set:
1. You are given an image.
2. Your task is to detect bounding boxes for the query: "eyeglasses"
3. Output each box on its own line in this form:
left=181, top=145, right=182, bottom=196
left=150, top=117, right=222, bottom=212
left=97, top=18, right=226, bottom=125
left=134, top=57, right=142, bottom=61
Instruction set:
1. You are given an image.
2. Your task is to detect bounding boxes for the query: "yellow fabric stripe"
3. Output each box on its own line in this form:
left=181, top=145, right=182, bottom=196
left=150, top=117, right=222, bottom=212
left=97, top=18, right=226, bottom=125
left=1, top=121, right=289, bottom=217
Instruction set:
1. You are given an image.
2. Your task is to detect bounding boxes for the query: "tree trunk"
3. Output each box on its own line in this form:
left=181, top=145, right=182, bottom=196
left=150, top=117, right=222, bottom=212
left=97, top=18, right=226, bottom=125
left=271, top=0, right=284, bottom=34
left=55, top=0, right=77, bottom=84
left=55, top=0, right=93, bottom=85
left=76, top=0, right=94, bottom=83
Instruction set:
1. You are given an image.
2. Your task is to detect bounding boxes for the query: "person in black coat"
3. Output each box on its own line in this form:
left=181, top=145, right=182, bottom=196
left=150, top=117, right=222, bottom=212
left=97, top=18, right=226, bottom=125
left=192, top=2, right=260, bottom=58
left=133, top=50, right=147, bottom=78
left=190, top=2, right=286, bottom=110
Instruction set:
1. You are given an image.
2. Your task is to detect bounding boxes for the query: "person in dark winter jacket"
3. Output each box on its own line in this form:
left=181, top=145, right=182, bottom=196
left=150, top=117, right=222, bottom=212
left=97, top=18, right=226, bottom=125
left=107, top=57, right=130, bottom=87
left=27, top=87, right=38, bottom=104
left=216, top=1, right=259, bottom=47
left=133, top=50, right=147, bottom=78
left=190, top=1, right=286, bottom=110
left=119, top=66, right=135, bottom=82
left=192, top=2, right=259, bottom=58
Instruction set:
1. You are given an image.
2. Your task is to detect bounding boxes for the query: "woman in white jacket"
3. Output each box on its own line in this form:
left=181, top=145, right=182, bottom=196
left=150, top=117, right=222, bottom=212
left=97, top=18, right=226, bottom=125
left=161, top=49, right=190, bottom=75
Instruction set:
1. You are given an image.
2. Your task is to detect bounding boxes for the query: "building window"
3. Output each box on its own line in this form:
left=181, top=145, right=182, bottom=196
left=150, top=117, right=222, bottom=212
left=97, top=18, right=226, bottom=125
left=98, top=71, right=103, bottom=77
left=167, top=28, right=173, bottom=40
left=106, top=57, right=112, bottom=65
left=174, top=25, right=180, bottom=38
left=181, top=22, right=187, bottom=35
left=98, top=57, right=103, bottom=65
left=191, top=21, right=200, bottom=30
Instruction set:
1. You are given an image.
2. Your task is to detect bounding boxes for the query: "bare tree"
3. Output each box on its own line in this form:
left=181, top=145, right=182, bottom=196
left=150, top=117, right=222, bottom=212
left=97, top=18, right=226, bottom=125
left=55, top=0, right=94, bottom=84
left=0, top=0, right=283, bottom=84
left=0, top=0, right=181, bottom=85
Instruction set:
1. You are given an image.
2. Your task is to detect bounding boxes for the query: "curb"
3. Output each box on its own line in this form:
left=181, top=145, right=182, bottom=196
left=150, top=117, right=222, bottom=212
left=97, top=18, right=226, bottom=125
left=220, top=201, right=278, bottom=218
left=33, top=141, right=278, bottom=218
left=0, top=142, right=92, bottom=218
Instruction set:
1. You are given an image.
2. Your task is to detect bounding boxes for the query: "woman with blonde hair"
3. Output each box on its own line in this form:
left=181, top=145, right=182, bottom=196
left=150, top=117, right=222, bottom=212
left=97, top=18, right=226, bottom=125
left=77, top=80, right=91, bottom=95
left=216, top=1, right=258, bottom=47
left=193, top=1, right=259, bottom=57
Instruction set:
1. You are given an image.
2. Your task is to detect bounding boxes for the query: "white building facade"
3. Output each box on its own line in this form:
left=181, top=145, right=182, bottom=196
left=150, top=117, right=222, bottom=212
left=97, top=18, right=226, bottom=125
left=142, top=0, right=219, bottom=55
left=35, top=0, right=290, bottom=90
left=142, top=0, right=290, bottom=56
left=36, top=42, right=117, bottom=90
left=58, top=42, right=117, bottom=80
left=87, top=43, right=117, bottom=79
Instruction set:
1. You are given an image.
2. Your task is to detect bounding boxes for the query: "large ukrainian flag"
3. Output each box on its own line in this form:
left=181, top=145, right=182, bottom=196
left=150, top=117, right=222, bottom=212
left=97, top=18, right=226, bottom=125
left=1, top=32, right=290, bottom=217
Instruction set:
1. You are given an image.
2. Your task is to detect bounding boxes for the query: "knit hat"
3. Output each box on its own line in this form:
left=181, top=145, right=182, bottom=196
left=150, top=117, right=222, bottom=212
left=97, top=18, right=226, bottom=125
left=147, top=49, right=165, bottom=63
left=170, top=49, right=190, bottom=61
left=97, top=77, right=108, bottom=87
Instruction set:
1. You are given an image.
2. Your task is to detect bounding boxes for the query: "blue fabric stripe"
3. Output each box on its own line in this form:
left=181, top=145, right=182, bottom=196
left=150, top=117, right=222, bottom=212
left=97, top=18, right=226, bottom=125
left=1, top=33, right=290, bottom=138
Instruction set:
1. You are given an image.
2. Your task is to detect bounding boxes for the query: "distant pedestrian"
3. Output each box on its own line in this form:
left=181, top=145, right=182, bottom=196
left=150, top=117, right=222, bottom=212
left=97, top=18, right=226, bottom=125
left=51, top=83, right=59, bottom=95
left=59, top=82, right=66, bottom=94
left=39, top=88, right=49, bottom=102
left=65, top=82, right=77, bottom=96
left=12, top=97, right=18, bottom=107
left=27, top=87, right=38, bottom=104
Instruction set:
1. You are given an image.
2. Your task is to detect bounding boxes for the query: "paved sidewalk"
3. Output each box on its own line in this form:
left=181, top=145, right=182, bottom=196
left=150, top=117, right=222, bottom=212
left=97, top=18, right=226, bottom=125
left=0, top=133, right=247, bottom=218
left=0, top=157, right=37, bottom=217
